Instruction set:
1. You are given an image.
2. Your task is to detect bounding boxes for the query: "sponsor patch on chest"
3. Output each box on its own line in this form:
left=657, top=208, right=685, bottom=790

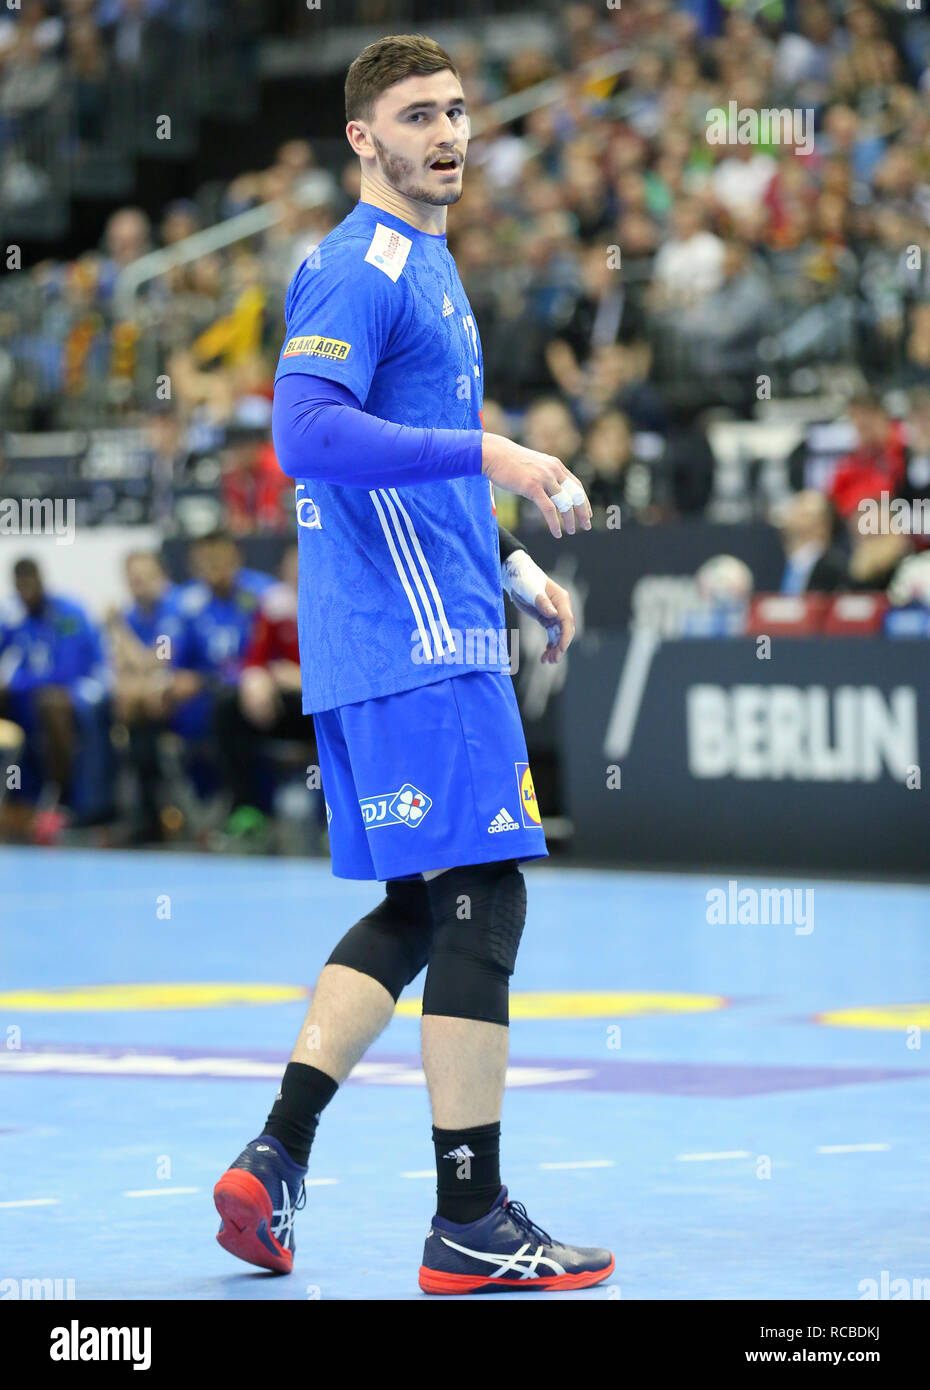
left=364, top=222, right=413, bottom=281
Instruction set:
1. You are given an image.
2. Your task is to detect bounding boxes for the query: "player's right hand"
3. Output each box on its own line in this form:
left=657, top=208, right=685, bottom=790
left=480, top=433, right=592, bottom=538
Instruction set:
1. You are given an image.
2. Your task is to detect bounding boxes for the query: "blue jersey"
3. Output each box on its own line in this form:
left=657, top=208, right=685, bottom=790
left=0, top=595, right=106, bottom=693
left=173, top=579, right=264, bottom=683
left=274, top=201, right=508, bottom=714
left=124, top=585, right=184, bottom=649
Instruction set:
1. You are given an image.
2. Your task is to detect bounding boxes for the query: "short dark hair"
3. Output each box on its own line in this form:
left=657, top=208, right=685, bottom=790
left=191, top=529, right=238, bottom=552
left=345, top=34, right=459, bottom=124
left=13, top=557, right=40, bottom=581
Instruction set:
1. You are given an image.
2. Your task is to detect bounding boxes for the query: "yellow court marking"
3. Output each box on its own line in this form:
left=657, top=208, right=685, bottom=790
left=395, top=991, right=727, bottom=1020
left=0, top=984, right=728, bottom=1018
left=0, top=983, right=310, bottom=1012
left=817, top=1004, right=930, bottom=1030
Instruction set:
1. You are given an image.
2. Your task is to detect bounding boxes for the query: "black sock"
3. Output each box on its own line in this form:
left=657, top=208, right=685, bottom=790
left=433, top=1121, right=501, bottom=1224
left=264, top=1062, right=338, bottom=1167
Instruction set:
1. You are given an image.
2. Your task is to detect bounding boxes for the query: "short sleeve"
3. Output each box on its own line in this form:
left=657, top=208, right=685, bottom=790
left=274, top=237, right=408, bottom=406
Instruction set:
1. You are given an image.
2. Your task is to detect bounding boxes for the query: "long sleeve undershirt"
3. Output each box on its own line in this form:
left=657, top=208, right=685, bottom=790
left=272, top=373, right=526, bottom=563
left=272, top=373, right=483, bottom=490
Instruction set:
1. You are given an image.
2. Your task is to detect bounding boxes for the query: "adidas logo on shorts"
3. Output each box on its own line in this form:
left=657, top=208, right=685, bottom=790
left=488, top=808, right=519, bottom=834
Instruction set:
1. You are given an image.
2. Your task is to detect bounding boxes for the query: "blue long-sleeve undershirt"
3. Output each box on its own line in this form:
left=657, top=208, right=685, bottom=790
left=272, top=373, right=484, bottom=488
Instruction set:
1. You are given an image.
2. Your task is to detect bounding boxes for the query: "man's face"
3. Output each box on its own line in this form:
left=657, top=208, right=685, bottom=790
left=195, top=542, right=239, bottom=594
left=14, top=570, right=42, bottom=613
left=850, top=406, right=888, bottom=450
left=783, top=490, right=829, bottom=547
left=359, top=70, right=468, bottom=207
left=126, top=556, right=165, bottom=606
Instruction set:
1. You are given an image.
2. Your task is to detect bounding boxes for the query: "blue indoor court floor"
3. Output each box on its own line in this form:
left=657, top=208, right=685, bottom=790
left=1, top=845, right=928, bottom=1301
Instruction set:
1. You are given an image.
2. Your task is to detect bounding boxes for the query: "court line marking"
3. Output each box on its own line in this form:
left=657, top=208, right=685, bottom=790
left=400, top=1170, right=435, bottom=1179
left=0, top=1198, right=59, bottom=1208
left=124, top=1187, right=201, bottom=1198
left=539, top=1160, right=615, bottom=1170
left=816, top=1143, right=890, bottom=1154
left=677, top=1151, right=752, bottom=1162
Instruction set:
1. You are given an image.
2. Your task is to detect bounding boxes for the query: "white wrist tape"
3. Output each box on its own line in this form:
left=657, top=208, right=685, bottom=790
left=502, top=550, right=549, bottom=607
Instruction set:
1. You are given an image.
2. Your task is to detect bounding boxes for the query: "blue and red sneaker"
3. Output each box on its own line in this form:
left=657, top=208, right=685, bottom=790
left=419, top=1186, right=614, bottom=1294
left=214, top=1134, right=307, bottom=1274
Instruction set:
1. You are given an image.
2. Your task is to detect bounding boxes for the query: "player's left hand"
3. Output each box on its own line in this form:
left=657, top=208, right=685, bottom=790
left=503, top=553, right=575, bottom=663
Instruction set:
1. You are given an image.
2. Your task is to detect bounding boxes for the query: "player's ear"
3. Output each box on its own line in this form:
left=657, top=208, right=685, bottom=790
left=346, top=121, right=373, bottom=158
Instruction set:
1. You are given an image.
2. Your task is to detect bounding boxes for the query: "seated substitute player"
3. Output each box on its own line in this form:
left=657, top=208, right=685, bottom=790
left=212, top=542, right=319, bottom=831
left=106, top=550, right=185, bottom=843
left=214, top=34, right=613, bottom=1295
left=0, top=557, right=112, bottom=830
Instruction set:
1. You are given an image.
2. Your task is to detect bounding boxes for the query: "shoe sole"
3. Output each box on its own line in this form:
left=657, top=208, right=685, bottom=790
left=214, top=1169, right=293, bottom=1274
left=418, top=1254, right=615, bottom=1295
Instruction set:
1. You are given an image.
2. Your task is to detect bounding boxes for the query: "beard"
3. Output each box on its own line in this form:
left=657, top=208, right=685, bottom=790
left=372, top=134, right=463, bottom=206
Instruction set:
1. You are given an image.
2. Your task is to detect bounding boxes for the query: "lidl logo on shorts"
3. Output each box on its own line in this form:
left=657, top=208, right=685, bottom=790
left=360, top=783, right=432, bottom=830
left=282, top=335, right=351, bottom=361
left=515, top=762, right=541, bottom=828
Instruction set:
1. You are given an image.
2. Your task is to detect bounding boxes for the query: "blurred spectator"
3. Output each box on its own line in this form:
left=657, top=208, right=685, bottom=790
left=141, top=406, right=194, bottom=524
left=67, top=18, right=109, bottom=151
left=160, top=199, right=201, bottom=248
left=711, top=138, right=777, bottom=224
left=566, top=341, right=666, bottom=432
left=774, top=490, right=848, bottom=594
left=676, top=239, right=773, bottom=396
left=771, top=1, right=839, bottom=106
left=0, top=557, right=112, bottom=830
left=577, top=409, right=650, bottom=527
left=97, top=207, right=152, bottom=303
left=828, top=391, right=908, bottom=520
left=220, top=396, right=290, bottom=535
left=545, top=242, right=648, bottom=395
left=520, top=397, right=582, bottom=476
left=651, top=199, right=725, bottom=310
left=108, top=549, right=182, bottom=708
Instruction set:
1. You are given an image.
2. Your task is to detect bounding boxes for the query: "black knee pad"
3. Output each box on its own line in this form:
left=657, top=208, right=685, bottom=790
left=421, top=861, right=526, bottom=1026
left=326, top=876, right=434, bottom=1001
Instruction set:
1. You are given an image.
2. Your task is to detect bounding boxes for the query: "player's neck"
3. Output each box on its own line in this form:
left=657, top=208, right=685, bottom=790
left=358, top=179, right=447, bottom=237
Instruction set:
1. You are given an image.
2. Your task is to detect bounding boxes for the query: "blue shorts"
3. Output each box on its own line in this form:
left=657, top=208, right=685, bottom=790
left=313, top=670, right=548, bottom=881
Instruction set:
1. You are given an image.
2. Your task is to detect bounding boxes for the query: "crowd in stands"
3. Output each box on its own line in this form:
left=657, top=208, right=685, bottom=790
left=2, top=2, right=930, bottom=551
left=0, top=0, right=240, bottom=207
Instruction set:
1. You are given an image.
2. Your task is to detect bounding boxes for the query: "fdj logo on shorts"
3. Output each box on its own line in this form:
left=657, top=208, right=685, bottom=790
left=515, top=762, right=541, bottom=828
left=360, top=783, right=432, bottom=830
